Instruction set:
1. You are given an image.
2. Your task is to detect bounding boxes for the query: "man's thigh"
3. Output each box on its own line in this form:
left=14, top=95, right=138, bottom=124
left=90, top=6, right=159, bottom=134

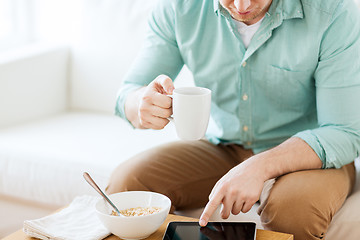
left=260, top=162, right=356, bottom=239
left=106, top=140, right=254, bottom=210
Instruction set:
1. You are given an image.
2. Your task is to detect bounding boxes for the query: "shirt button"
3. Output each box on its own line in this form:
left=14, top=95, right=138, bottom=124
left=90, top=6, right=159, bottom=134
left=246, top=141, right=252, bottom=146
left=242, top=61, right=247, bottom=67
left=243, top=125, right=249, bottom=132
left=242, top=94, right=248, bottom=101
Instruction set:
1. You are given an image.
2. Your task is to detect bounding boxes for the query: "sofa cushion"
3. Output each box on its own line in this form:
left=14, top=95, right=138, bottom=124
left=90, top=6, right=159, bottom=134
left=0, top=112, right=177, bottom=206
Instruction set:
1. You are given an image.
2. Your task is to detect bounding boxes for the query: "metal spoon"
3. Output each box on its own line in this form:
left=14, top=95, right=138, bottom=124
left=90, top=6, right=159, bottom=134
left=83, top=172, right=122, bottom=216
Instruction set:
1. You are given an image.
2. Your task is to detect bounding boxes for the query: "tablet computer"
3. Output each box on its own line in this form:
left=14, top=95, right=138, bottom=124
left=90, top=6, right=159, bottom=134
left=162, top=221, right=256, bottom=240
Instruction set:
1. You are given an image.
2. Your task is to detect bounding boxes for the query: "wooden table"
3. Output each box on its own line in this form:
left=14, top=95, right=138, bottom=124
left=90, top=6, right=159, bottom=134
left=3, top=214, right=293, bottom=240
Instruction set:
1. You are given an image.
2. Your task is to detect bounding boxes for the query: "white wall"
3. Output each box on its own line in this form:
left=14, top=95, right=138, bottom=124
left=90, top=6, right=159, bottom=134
left=33, top=0, right=83, bottom=45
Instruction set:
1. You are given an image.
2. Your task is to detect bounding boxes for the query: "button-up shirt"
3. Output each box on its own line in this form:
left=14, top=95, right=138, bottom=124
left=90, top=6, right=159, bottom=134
left=115, top=0, right=360, bottom=168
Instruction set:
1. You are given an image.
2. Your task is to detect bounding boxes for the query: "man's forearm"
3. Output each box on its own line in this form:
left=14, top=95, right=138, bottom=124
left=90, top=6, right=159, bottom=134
left=253, top=137, right=323, bottom=180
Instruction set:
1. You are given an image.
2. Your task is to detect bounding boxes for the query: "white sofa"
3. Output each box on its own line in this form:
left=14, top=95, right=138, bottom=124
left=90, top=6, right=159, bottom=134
left=0, top=0, right=359, bottom=239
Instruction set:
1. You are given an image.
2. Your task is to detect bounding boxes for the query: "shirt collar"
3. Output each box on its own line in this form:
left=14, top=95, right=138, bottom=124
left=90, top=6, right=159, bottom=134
left=213, top=0, right=304, bottom=20
left=213, top=0, right=222, bottom=16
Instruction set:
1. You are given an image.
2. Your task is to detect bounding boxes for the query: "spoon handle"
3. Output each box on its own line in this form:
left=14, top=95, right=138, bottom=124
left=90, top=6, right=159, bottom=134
left=83, top=172, right=121, bottom=215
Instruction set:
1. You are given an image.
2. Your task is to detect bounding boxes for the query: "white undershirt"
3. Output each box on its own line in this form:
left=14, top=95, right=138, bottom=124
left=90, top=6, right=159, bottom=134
left=231, top=16, right=264, bottom=48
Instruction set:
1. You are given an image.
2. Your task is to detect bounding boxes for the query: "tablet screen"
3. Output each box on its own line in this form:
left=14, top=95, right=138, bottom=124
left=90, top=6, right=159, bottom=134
left=163, top=221, right=256, bottom=240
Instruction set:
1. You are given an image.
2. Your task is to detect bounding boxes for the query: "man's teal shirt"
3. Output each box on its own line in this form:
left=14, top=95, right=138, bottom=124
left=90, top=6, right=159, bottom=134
left=115, top=0, right=360, bottom=168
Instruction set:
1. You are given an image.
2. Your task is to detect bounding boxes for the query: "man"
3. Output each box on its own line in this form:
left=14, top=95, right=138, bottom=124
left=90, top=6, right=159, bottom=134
left=106, top=0, right=360, bottom=238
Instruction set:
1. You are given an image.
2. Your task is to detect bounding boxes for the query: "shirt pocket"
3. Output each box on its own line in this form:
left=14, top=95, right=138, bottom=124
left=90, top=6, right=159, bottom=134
left=251, top=65, right=316, bottom=113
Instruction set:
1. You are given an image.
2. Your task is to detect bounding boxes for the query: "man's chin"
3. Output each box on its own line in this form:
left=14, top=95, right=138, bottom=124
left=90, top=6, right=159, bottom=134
left=233, top=13, right=263, bottom=25
left=233, top=16, right=256, bottom=23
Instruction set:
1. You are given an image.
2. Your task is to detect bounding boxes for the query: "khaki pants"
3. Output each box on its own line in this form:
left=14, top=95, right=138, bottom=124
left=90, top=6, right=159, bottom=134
left=106, top=140, right=355, bottom=240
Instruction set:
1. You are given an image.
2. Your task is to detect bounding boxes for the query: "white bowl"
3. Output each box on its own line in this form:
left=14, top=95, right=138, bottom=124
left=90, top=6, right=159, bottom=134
left=95, top=191, right=171, bottom=240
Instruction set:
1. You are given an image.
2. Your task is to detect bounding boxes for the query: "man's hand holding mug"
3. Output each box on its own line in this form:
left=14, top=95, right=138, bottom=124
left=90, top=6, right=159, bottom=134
left=135, top=75, right=211, bottom=141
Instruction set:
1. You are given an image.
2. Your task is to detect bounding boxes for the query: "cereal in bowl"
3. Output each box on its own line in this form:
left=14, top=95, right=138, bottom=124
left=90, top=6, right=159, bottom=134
left=111, top=207, right=162, bottom=217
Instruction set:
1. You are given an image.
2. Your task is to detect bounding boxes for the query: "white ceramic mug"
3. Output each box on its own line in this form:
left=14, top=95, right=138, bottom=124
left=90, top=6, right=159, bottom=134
left=170, top=87, right=211, bottom=141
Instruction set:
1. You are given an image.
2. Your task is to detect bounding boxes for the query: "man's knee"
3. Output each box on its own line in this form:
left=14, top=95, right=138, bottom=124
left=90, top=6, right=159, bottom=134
left=106, top=150, right=161, bottom=194
left=260, top=186, right=329, bottom=239
left=259, top=166, right=354, bottom=239
left=105, top=143, right=183, bottom=195
left=105, top=162, right=147, bottom=194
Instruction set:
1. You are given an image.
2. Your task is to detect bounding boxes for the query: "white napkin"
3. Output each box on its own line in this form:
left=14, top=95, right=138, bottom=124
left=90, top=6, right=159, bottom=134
left=23, top=195, right=111, bottom=240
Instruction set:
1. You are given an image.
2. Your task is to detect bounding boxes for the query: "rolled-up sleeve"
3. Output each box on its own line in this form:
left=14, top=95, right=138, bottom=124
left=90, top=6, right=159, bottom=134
left=115, top=0, right=184, bottom=121
left=294, top=0, right=360, bottom=168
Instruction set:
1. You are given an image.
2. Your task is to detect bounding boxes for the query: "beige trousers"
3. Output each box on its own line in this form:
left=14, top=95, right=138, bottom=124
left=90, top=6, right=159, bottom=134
left=106, top=140, right=355, bottom=240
